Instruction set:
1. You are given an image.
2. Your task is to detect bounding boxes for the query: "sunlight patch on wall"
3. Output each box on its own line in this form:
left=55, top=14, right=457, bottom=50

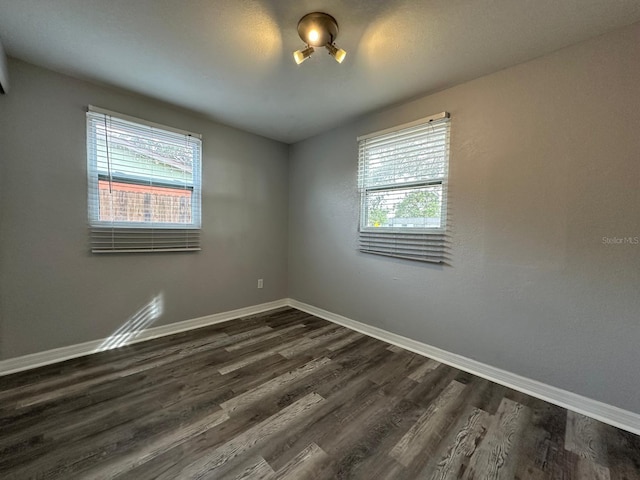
left=95, top=294, right=164, bottom=352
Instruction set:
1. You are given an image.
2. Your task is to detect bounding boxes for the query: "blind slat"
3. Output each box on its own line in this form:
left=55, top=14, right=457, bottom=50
left=358, top=249, right=445, bottom=264
left=90, top=228, right=200, bottom=253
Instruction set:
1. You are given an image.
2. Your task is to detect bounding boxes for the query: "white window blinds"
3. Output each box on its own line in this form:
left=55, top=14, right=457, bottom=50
left=357, top=112, right=450, bottom=263
left=86, top=106, right=202, bottom=253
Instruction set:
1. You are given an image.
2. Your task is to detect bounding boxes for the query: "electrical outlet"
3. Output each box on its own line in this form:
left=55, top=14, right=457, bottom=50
left=257, top=279, right=263, bottom=289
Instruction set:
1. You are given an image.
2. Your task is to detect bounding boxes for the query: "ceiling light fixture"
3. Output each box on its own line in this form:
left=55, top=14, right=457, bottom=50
left=325, top=42, right=346, bottom=64
left=294, top=46, right=314, bottom=65
left=293, top=12, right=346, bottom=65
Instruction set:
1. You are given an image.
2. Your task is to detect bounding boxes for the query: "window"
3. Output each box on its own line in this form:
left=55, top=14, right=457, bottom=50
left=86, top=106, right=202, bottom=253
left=357, top=112, right=450, bottom=263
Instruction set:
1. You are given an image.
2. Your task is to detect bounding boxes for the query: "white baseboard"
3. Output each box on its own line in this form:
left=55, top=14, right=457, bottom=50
left=286, top=298, right=640, bottom=436
left=0, top=299, right=288, bottom=376
left=2, top=296, right=638, bottom=436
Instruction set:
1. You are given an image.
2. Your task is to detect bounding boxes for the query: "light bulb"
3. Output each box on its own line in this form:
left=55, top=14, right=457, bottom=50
left=308, top=30, right=319, bottom=43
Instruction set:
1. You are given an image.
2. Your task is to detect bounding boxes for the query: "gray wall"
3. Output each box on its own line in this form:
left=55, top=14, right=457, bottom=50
left=0, top=59, right=289, bottom=359
left=288, top=23, right=640, bottom=413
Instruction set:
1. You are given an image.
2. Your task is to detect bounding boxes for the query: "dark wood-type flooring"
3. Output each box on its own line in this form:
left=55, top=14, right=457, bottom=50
left=1, top=307, right=639, bottom=479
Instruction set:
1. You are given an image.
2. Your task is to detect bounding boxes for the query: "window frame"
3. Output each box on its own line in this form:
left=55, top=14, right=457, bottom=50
left=86, top=106, right=202, bottom=253
left=357, top=112, right=451, bottom=263
left=359, top=179, right=448, bottom=234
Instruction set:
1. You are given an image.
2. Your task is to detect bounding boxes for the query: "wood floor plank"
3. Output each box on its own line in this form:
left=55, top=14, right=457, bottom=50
left=4, top=326, right=273, bottom=410
left=1, top=306, right=638, bottom=479
left=0, top=347, right=228, bottom=439
left=368, top=349, right=424, bottom=386
left=220, top=357, right=331, bottom=414
left=557, top=451, right=610, bottom=480
left=603, top=423, right=640, bottom=480
left=277, top=328, right=351, bottom=359
left=275, top=442, right=330, bottom=480
left=326, top=331, right=365, bottom=351
left=304, top=323, right=342, bottom=339
left=217, top=351, right=285, bottom=375
left=510, top=398, right=566, bottom=479
left=226, top=457, right=276, bottom=480
left=0, top=331, right=231, bottom=405
left=212, top=354, right=311, bottom=403
left=260, top=376, right=381, bottom=471
left=422, top=406, right=491, bottom=480
left=461, top=377, right=509, bottom=416
left=329, top=389, right=426, bottom=479
left=320, top=378, right=421, bottom=479
left=117, top=411, right=273, bottom=480
left=387, top=344, right=405, bottom=353
left=389, top=380, right=467, bottom=467
left=74, top=408, right=230, bottom=479
left=461, top=398, right=530, bottom=480
left=565, top=410, right=609, bottom=465
left=404, top=363, right=460, bottom=409
left=4, top=390, right=228, bottom=478
left=7, top=354, right=232, bottom=453
left=224, top=324, right=306, bottom=352
left=0, top=321, right=235, bottom=392
left=217, top=323, right=340, bottom=375
left=407, top=358, right=441, bottom=382
left=167, top=392, right=325, bottom=479
left=314, top=342, right=394, bottom=400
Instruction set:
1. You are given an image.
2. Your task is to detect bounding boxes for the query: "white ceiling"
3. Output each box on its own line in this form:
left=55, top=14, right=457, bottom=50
left=1, top=1, right=639, bottom=143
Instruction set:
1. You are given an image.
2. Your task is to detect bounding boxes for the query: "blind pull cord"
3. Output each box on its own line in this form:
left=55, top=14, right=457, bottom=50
left=104, top=115, right=113, bottom=194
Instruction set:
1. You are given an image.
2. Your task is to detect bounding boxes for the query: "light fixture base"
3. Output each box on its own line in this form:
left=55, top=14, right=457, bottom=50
left=297, top=12, right=339, bottom=47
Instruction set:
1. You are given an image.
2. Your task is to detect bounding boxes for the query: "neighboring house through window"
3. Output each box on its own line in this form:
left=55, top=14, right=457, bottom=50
left=86, top=106, right=202, bottom=253
left=357, top=112, right=450, bottom=263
